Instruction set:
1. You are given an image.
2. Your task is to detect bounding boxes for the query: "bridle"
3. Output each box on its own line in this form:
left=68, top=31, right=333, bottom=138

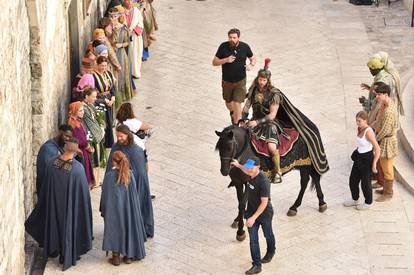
left=219, top=128, right=250, bottom=166
left=219, top=136, right=239, bottom=162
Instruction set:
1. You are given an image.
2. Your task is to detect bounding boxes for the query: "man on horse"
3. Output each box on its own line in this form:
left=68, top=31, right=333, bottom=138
left=242, top=58, right=329, bottom=183
left=242, top=58, right=283, bottom=183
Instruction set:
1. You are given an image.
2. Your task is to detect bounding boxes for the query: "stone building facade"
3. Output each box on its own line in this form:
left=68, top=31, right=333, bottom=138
left=0, top=0, right=111, bottom=273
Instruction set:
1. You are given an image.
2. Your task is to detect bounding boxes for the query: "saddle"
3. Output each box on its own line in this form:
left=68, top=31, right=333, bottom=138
left=251, top=128, right=299, bottom=157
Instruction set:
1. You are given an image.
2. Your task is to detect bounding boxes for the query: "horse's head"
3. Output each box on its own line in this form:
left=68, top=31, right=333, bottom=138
left=215, top=127, right=239, bottom=176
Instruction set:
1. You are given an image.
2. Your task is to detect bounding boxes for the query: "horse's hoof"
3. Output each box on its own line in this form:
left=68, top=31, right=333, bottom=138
left=236, top=232, right=246, bottom=242
left=287, top=209, right=297, bottom=217
left=319, top=203, right=327, bottom=213
left=230, top=221, right=238, bottom=229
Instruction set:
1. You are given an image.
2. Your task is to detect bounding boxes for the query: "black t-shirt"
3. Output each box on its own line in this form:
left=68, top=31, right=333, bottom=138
left=215, top=41, right=253, bottom=83
left=245, top=171, right=273, bottom=220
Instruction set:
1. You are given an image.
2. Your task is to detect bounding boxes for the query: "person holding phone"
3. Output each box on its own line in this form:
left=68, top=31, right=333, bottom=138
left=343, top=111, right=380, bottom=210
left=213, top=28, right=256, bottom=125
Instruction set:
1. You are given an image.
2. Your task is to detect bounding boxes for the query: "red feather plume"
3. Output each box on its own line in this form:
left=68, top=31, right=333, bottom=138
left=264, top=58, right=271, bottom=70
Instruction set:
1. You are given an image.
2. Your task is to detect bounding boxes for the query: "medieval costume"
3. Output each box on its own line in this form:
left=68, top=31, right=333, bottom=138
left=82, top=102, right=105, bottom=168
left=244, top=59, right=329, bottom=179
left=35, top=139, right=64, bottom=195
left=375, top=100, right=398, bottom=202
left=90, top=28, right=121, bottom=72
left=112, top=6, right=134, bottom=104
left=68, top=102, right=95, bottom=185
left=365, top=52, right=403, bottom=131
left=100, top=169, right=147, bottom=260
left=125, top=3, right=144, bottom=79
left=93, top=69, right=116, bottom=148
left=25, top=157, right=93, bottom=271
left=141, top=0, right=158, bottom=60
left=106, top=142, right=154, bottom=238
left=71, top=58, right=94, bottom=102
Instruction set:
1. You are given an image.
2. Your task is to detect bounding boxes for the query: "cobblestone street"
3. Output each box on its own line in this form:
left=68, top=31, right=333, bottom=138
left=45, top=0, right=414, bottom=274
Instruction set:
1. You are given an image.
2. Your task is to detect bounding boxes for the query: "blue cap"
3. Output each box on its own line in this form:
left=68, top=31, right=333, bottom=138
left=243, top=159, right=256, bottom=169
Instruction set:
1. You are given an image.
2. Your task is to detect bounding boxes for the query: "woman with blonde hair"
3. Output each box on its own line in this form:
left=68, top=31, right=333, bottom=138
left=100, top=150, right=146, bottom=265
left=343, top=111, right=380, bottom=210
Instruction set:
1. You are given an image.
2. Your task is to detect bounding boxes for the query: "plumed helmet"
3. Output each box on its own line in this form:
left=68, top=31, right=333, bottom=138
left=257, top=58, right=272, bottom=79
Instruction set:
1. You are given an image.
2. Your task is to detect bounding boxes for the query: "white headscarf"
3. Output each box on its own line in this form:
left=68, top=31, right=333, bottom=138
left=370, top=51, right=404, bottom=115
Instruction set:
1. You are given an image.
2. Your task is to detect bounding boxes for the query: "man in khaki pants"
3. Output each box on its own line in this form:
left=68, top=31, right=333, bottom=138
left=213, top=28, right=256, bottom=124
left=373, top=83, right=398, bottom=202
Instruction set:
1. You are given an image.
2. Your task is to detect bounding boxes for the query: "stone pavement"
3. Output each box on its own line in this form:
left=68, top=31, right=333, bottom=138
left=44, top=0, right=414, bottom=274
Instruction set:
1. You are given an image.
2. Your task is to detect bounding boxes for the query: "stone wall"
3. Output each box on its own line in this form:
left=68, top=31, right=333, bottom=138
left=0, top=0, right=111, bottom=273
left=0, top=0, right=32, bottom=274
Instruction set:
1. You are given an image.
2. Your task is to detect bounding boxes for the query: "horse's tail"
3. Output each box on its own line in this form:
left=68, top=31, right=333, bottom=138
left=310, top=177, right=316, bottom=191
left=309, top=166, right=320, bottom=192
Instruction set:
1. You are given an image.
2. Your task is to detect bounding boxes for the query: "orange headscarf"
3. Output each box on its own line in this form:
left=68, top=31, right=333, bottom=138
left=68, top=101, right=84, bottom=129
left=93, top=28, right=105, bottom=39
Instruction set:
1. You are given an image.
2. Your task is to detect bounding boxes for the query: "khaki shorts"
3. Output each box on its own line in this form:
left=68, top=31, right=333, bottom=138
left=222, top=78, right=247, bottom=103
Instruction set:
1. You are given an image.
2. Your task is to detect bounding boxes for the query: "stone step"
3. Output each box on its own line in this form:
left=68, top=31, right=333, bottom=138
left=399, top=71, right=414, bottom=162
left=393, top=67, right=414, bottom=196
left=395, top=139, right=414, bottom=195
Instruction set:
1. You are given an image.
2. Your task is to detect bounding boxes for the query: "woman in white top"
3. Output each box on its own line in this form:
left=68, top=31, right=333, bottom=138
left=344, top=111, right=380, bottom=210
left=116, top=102, right=151, bottom=161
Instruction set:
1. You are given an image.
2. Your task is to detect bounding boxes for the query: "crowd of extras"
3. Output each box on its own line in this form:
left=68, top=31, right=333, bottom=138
left=24, top=0, right=159, bottom=271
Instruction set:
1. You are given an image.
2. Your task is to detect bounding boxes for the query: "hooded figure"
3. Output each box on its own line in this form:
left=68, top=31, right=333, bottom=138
left=25, top=138, right=93, bottom=271
left=100, top=151, right=146, bottom=265
left=106, top=125, right=154, bottom=237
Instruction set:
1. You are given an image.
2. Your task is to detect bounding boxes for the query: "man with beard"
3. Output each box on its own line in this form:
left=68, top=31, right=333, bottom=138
left=106, top=125, right=154, bottom=238
left=35, top=124, right=73, bottom=196
left=213, top=28, right=256, bottom=124
left=25, top=137, right=93, bottom=271
left=242, top=58, right=329, bottom=183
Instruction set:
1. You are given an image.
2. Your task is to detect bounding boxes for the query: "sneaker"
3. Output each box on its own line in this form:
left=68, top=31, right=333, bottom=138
left=245, top=265, right=262, bottom=274
left=343, top=199, right=359, bottom=207
left=261, top=252, right=275, bottom=264
left=356, top=203, right=371, bottom=210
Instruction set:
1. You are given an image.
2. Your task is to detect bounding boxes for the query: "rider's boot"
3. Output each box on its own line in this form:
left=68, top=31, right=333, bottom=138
left=272, top=150, right=282, bottom=184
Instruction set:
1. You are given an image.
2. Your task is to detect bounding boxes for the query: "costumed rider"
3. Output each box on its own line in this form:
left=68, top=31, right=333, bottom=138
left=241, top=58, right=283, bottom=184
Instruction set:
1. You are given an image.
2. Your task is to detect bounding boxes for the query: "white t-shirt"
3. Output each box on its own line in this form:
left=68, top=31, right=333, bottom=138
left=122, top=118, right=146, bottom=150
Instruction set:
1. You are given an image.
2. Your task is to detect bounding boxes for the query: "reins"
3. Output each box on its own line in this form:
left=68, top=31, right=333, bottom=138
left=219, top=127, right=250, bottom=163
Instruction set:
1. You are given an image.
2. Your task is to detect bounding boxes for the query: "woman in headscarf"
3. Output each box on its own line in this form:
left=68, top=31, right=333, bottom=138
left=100, top=150, right=146, bottom=265
left=68, top=101, right=95, bottom=186
left=90, top=27, right=121, bottom=72
left=109, top=7, right=134, bottom=105
left=71, top=58, right=94, bottom=102
left=93, top=56, right=116, bottom=148
left=95, top=44, right=109, bottom=58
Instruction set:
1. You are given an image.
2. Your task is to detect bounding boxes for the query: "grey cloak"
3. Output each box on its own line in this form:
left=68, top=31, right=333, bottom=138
left=36, top=139, right=64, bottom=195
left=106, top=143, right=154, bottom=237
left=100, top=170, right=146, bottom=259
left=25, top=157, right=93, bottom=271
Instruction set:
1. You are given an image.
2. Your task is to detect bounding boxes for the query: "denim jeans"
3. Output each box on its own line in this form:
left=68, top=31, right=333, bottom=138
left=247, top=217, right=276, bottom=266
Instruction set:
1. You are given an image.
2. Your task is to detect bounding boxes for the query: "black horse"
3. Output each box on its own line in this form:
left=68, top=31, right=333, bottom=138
left=215, top=125, right=327, bottom=241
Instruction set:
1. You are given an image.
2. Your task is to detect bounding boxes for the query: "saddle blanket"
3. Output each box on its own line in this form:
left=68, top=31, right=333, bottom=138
left=251, top=128, right=299, bottom=157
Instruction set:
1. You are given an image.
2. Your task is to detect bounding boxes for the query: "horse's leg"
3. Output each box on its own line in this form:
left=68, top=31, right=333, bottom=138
left=230, top=181, right=239, bottom=229
left=287, top=167, right=310, bottom=217
left=235, top=183, right=246, bottom=241
left=311, top=170, right=327, bottom=212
